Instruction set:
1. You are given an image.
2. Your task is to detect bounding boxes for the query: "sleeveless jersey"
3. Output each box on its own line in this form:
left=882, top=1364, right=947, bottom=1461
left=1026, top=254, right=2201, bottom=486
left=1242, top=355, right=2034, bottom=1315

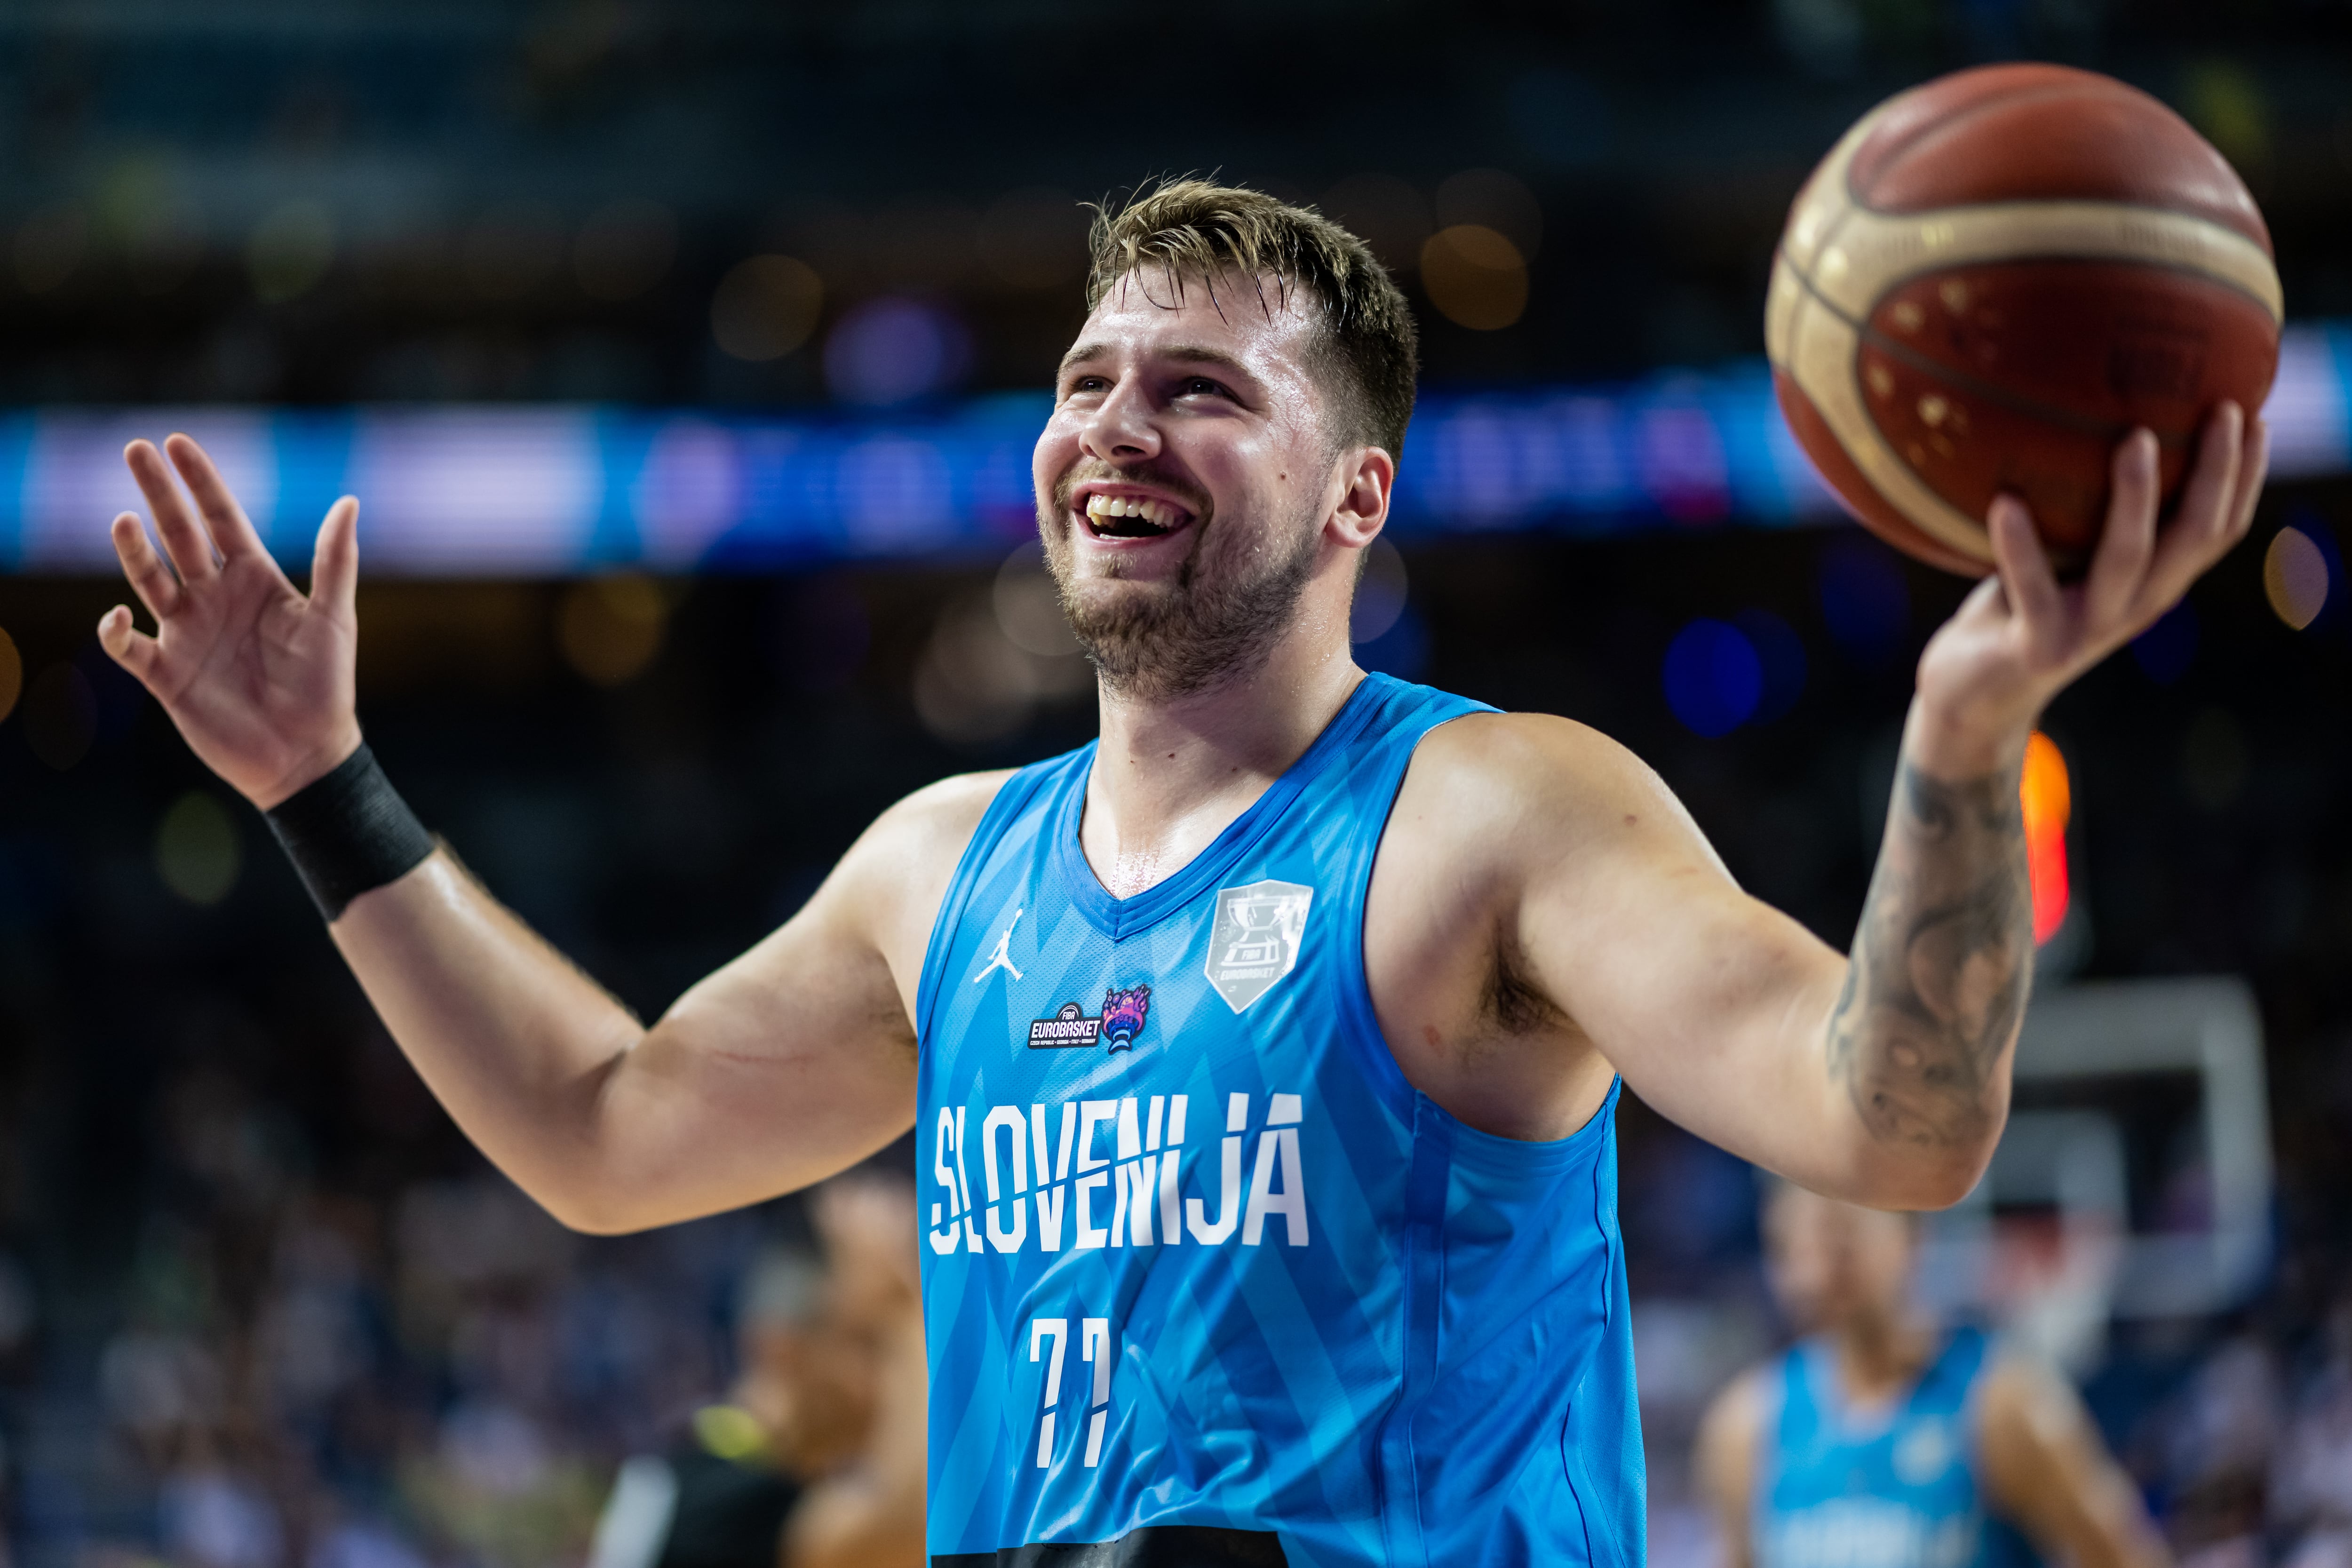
left=1754, top=1327, right=1995, bottom=1568
left=912, top=673, right=1644, bottom=1568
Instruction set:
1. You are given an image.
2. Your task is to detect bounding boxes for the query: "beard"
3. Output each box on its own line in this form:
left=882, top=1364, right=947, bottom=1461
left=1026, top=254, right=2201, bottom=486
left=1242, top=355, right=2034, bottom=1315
left=1040, top=463, right=1321, bottom=702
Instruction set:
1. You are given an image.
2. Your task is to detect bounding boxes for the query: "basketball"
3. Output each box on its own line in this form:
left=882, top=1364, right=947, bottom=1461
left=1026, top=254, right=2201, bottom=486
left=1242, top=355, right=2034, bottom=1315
left=1766, top=63, right=2282, bottom=576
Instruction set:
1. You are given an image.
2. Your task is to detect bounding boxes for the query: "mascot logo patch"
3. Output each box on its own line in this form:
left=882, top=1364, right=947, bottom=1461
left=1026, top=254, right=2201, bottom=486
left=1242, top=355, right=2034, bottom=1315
left=1101, top=985, right=1152, bottom=1050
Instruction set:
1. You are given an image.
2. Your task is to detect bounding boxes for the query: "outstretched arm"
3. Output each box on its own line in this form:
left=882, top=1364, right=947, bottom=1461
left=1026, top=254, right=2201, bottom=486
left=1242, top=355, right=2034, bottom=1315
left=97, top=434, right=977, bottom=1234
left=1418, top=407, right=2267, bottom=1205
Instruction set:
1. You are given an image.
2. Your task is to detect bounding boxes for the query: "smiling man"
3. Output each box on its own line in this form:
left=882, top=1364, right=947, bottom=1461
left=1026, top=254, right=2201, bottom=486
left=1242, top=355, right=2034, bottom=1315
left=95, top=181, right=2266, bottom=1567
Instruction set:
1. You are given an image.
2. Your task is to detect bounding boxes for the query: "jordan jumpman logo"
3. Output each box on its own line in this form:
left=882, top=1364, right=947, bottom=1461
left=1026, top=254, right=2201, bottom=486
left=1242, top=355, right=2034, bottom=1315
left=974, top=908, right=1024, bottom=984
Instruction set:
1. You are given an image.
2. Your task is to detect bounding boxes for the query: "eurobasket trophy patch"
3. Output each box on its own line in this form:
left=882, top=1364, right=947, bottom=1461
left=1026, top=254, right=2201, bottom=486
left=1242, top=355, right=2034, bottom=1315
left=1205, top=880, right=1314, bottom=1013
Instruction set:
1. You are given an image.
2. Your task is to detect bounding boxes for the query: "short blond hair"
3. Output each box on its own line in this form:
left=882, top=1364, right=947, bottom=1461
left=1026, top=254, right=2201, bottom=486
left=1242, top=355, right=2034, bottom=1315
left=1087, top=179, right=1420, bottom=460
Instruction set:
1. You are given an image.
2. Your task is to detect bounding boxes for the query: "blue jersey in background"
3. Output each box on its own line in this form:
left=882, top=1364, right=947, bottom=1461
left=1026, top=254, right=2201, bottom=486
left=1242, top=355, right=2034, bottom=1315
left=1755, top=1326, right=2008, bottom=1568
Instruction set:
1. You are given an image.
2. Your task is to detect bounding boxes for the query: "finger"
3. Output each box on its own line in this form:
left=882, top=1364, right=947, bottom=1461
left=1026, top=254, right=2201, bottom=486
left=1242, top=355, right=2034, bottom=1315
left=1953, top=568, right=2007, bottom=621
left=2225, top=415, right=2271, bottom=545
left=2141, top=402, right=2246, bottom=610
left=125, top=438, right=217, bottom=586
left=2083, top=428, right=2159, bottom=631
left=110, top=511, right=181, bottom=621
left=97, top=606, right=164, bottom=688
left=1989, top=495, right=2064, bottom=653
left=311, top=496, right=360, bottom=623
left=163, top=431, right=272, bottom=565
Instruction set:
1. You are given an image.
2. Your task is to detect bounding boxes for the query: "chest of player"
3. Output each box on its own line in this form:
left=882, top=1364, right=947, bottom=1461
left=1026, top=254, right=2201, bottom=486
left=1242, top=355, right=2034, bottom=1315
left=922, top=850, right=1345, bottom=1263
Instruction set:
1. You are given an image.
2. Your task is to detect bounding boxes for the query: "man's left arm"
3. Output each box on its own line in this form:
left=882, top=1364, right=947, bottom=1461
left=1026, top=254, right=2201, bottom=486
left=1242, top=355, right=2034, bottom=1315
left=1502, top=407, right=2266, bottom=1205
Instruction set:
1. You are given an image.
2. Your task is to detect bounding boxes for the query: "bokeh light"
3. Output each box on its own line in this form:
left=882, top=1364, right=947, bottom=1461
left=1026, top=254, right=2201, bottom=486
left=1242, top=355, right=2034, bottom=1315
left=824, top=297, right=973, bottom=406
left=2131, top=600, right=2199, bottom=685
left=1732, top=608, right=1807, bottom=722
left=914, top=592, right=1042, bottom=746
left=557, top=575, right=668, bottom=685
left=1663, top=618, right=1763, bottom=737
left=2264, top=525, right=2330, bottom=629
left=1420, top=225, right=1528, bottom=332
left=2019, top=731, right=2071, bottom=946
left=0, top=626, right=20, bottom=724
left=710, top=255, right=823, bottom=363
left=1818, top=538, right=1910, bottom=665
left=156, top=791, right=242, bottom=907
left=993, top=542, right=1081, bottom=659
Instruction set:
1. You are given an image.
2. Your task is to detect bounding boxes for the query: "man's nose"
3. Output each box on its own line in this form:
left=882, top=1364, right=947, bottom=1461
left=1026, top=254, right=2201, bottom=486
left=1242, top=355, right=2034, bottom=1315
left=1079, top=376, right=1161, bottom=463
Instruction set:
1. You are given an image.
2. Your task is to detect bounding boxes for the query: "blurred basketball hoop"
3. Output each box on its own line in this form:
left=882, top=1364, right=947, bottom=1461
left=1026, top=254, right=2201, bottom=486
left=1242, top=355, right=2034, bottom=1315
left=1918, top=978, right=2273, bottom=1373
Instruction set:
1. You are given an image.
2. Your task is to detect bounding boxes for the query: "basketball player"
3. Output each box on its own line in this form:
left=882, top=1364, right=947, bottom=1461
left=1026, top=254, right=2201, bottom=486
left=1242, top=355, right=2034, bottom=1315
left=593, top=1178, right=926, bottom=1568
left=92, top=182, right=2266, bottom=1564
left=1696, top=1181, right=2166, bottom=1568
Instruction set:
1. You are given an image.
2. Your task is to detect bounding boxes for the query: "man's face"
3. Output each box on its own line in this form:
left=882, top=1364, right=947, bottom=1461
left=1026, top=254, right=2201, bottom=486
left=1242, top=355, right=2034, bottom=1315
left=1032, top=269, right=1345, bottom=699
left=1763, top=1185, right=1918, bottom=1334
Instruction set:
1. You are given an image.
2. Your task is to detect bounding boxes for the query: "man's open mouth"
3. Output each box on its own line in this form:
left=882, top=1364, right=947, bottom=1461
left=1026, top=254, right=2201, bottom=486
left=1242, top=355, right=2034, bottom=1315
left=1080, top=492, right=1194, bottom=540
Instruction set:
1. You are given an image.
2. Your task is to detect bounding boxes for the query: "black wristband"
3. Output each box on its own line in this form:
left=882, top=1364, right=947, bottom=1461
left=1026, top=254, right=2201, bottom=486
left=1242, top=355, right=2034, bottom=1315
left=262, top=743, right=435, bottom=921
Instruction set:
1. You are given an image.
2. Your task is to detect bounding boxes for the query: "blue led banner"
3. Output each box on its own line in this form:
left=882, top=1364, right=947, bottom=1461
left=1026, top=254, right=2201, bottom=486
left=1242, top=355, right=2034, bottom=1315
left=2, top=325, right=2345, bottom=575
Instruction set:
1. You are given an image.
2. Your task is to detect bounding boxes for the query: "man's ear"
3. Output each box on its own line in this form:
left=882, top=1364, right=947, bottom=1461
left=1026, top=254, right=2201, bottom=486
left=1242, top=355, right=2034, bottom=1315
left=1326, top=445, right=1395, bottom=549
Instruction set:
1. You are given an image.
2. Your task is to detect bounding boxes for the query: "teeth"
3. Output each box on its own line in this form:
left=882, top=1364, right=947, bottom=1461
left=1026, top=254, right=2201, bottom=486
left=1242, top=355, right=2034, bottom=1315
left=1084, top=494, right=1182, bottom=530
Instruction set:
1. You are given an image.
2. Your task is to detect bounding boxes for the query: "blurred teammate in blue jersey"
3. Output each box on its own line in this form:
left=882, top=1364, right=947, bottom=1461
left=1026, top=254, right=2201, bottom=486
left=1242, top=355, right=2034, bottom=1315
left=95, top=175, right=2265, bottom=1565
left=1697, top=1181, right=2166, bottom=1568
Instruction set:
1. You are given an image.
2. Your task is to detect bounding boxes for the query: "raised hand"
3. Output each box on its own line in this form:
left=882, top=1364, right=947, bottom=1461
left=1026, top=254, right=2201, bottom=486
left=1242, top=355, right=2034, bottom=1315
left=97, top=434, right=363, bottom=808
left=1913, top=403, right=2271, bottom=774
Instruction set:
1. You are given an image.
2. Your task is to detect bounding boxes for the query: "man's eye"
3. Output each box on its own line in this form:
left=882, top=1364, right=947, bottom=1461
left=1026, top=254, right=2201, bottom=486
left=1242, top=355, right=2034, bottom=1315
left=1180, top=378, right=1226, bottom=398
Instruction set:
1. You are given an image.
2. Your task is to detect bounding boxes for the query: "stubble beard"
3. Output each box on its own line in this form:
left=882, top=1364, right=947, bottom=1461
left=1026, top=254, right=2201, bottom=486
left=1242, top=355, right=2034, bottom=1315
left=1040, top=474, right=1322, bottom=703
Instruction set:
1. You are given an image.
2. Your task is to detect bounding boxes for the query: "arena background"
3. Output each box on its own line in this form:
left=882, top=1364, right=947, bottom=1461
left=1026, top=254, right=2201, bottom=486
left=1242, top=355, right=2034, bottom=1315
left=0, top=3, right=2350, bottom=1567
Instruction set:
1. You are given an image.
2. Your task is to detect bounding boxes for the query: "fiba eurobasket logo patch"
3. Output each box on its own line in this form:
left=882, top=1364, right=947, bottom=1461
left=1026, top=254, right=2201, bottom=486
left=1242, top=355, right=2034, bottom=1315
left=1027, top=984, right=1152, bottom=1051
left=1206, top=880, right=1314, bottom=1013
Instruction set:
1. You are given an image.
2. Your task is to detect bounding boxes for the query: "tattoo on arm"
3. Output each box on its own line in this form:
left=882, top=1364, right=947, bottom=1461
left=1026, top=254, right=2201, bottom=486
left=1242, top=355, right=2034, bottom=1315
left=1827, top=762, right=2034, bottom=1149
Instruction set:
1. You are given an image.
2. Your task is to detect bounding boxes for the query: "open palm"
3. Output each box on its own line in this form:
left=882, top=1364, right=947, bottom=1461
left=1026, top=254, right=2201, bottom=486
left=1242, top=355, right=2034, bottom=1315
left=98, top=434, right=363, bottom=809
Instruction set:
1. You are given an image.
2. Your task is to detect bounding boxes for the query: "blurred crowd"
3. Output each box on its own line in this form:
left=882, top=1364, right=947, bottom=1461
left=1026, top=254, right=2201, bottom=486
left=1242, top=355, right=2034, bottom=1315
left=0, top=1052, right=922, bottom=1568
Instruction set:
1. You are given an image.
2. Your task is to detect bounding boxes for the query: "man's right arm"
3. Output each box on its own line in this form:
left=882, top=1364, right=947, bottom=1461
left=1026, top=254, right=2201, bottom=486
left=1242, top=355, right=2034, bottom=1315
left=333, top=772, right=997, bottom=1234
left=97, top=431, right=992, bottom=1234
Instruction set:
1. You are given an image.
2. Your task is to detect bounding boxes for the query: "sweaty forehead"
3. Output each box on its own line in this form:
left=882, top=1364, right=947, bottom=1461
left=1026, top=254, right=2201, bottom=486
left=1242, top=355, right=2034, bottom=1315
left=1069, top=268, right=1319, bottom=374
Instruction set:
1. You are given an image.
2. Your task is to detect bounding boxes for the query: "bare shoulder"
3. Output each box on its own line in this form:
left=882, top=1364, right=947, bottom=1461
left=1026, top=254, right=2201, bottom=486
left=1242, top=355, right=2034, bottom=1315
left=841, top=769, right=1020, bottom=929
left=1974, top=1347, right=2088, bottom=1449
left=859, top=769, right=1020, bottom=864
left=1391, top=710, right=1720, bottom=880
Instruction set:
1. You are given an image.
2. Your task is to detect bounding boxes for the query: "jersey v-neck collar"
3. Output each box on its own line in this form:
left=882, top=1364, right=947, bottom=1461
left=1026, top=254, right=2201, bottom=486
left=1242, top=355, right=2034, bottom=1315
left=1049, top=674, right=1393, bottom=943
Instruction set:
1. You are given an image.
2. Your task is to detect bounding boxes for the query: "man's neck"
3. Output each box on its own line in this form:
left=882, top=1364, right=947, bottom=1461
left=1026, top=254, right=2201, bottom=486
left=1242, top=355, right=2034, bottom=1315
left=1079, top=626, right=1363, bottom=900
left=1829, top=1308, right=1936, bottom=1407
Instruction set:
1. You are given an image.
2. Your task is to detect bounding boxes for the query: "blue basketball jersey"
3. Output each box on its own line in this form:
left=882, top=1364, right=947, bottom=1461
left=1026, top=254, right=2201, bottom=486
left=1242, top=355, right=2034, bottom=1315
left=912, top=674, right=1645, bottom=1567
left=1755, top=1328, right=1995, bottom=1568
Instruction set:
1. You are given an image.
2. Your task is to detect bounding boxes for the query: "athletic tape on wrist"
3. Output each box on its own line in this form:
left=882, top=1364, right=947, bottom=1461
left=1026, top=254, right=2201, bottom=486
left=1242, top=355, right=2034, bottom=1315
left=262, top=743, right=434, bottom=922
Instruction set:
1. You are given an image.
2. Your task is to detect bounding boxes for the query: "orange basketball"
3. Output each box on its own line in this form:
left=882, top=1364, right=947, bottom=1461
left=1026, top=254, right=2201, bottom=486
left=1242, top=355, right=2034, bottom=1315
left=1766, top=63, right=2281, bottom=576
